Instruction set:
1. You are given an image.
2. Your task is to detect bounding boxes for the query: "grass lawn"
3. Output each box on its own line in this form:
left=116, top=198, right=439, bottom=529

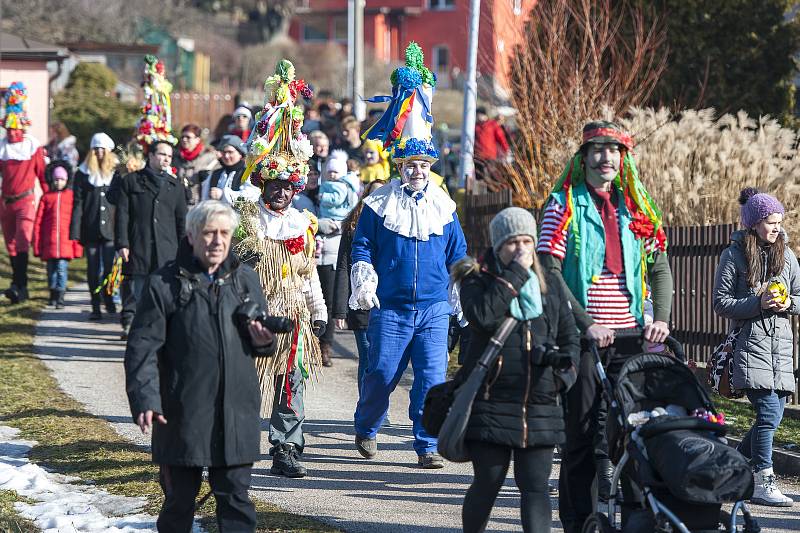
left=711, top=394, right=800, bottom=449
left=0, top=249, right=338, bottom=532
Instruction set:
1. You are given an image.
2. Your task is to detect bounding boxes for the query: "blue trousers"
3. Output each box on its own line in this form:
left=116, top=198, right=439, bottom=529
left=47, top=259, right=68, bottom=290
left=738, top=388, right=787, bottom=471
left=354, top=328, right=370, bottom=393
left=354, top=301, right=450, bottom=455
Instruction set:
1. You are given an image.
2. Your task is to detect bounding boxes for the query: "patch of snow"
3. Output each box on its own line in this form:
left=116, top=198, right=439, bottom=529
left=0, top=425, right=203, bottom=532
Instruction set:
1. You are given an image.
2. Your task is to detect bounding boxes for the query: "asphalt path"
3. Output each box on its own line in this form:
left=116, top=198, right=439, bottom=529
left=32, top=286, right=800, bottom=532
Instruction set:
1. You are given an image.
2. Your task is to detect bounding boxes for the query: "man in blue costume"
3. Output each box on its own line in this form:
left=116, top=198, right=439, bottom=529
left=350, top=42, right=467, bottom=469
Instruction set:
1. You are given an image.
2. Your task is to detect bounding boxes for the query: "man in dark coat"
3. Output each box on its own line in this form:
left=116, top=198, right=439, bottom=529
left=115, top=140, right=188, bottom=338
left=125, top=200, right=276, bottom=533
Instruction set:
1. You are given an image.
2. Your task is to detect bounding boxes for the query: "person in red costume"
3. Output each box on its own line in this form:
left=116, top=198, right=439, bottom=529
left=0, top=82, right=48, bottom=304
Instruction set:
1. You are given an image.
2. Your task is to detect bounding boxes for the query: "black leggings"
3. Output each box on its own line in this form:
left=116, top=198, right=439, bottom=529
left=463, top=441, right=554, bottom=533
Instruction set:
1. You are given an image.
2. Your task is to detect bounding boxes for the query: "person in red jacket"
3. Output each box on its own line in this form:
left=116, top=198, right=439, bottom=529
left=473, top=107, right=510, bottom=181
left=0, top=82, right=48, bottom=304
left=33, top=162, right=83, bottom=308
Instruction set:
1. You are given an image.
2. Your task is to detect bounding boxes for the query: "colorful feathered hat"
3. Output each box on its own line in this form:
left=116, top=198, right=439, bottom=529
left=135, top=55, right=176, bottom=148
left=363, top=42, right=438, bottom=164
left=3, top=82, right=32, bottom=130
left=243, top=59, right=314, bottom=192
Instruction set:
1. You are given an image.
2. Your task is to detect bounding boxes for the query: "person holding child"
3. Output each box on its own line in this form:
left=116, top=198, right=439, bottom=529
left=34, top=161, right=83, bottom=308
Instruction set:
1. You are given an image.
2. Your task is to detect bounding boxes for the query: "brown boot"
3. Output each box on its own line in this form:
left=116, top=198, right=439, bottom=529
left=320, top=341, right=333, bottom=367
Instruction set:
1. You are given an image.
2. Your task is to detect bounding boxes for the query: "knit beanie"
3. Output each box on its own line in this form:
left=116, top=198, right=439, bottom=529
left=490, top=207, right=537, bottom=252
left=325, top=150, right=348, bottom=176
left=218, top=134, right=246, bottom=156
left=90, top=132, right=115, bottom=150
left=739, top=187, right=784, bottom=228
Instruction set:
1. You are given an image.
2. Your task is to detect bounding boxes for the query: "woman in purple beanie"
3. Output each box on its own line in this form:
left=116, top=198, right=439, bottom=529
left=712, top=187, right=798, bottom=507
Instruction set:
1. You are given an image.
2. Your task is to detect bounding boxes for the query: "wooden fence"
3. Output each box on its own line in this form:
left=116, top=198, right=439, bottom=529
left=170, top=92, right=235, bottom=133
left=464, top=192, right=800, bottom=402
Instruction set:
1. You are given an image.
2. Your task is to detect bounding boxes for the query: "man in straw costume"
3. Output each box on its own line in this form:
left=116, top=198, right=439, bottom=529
left=233, top=59, right=326, bottom=479
left=536, top=121, right=673, bottom=532
left=350, top=42, right=467, bottom=468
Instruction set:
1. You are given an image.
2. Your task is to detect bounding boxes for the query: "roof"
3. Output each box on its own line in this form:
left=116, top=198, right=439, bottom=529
left=0, top=33, right=68, bottom=61
left=62, top=41, right=159, bottom=55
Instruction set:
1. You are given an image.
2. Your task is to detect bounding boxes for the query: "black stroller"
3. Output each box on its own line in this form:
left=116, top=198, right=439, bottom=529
left=582, top=331, right=760, bottom=533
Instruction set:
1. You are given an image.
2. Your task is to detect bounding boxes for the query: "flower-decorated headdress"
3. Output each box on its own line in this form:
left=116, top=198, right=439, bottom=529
left=363, top=42, right=438, bottom=164
left=135, top=55, right=176, bottom=149
left=3, top=82, right=32, bottom=130
left=242, top=59, right=314, bottom=192
left=550, top=121, right=667, bottom=261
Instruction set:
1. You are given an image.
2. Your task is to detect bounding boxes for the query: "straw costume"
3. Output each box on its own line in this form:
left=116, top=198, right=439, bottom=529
left=232, top=59, right=325, bottom=477
left=351, top=43, right=466, bottom=467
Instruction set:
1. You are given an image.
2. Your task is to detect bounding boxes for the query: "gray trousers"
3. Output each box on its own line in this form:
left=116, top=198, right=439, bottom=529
left=269, top=365, right=305, bottom=453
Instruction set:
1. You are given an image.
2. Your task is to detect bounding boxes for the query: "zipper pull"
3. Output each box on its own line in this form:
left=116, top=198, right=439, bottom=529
left=526, top=323, right=532, bottom=353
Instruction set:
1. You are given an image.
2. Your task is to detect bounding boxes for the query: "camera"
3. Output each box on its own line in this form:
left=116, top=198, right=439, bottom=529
left=235, top=300, right=294, bottom=334
left=532, top=343, right=572, bottom=370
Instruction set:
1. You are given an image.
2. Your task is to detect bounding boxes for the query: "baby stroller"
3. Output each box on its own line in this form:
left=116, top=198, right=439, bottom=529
left=582, top=330, right=760, bottom=533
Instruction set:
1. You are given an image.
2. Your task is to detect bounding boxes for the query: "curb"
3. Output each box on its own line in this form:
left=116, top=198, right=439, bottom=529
left=726, top=436, right=800, bottom=477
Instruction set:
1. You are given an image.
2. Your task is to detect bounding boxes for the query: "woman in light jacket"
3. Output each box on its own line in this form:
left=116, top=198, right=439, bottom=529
left=712, top=187, right=798, bottom=507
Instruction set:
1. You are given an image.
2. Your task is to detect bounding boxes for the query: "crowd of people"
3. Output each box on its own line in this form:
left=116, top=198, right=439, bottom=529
left=0, top=43, right=796, bottom=533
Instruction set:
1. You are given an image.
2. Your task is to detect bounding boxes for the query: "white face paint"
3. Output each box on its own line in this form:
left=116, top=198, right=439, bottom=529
left=401, top=160, right=430, bottom=192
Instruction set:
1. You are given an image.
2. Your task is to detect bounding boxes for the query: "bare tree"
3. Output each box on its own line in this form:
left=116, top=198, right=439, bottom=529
left=496, top=0, right=667, bottom=208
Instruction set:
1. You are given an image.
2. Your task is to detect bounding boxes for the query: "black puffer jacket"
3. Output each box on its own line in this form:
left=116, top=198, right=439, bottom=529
left=114, top=167, right=187, bottom=276
left=457, top=249, right=580, bottom=449
left=124, top=240, right=274, bottom=467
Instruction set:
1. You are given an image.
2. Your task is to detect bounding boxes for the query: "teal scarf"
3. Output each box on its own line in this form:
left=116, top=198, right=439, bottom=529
left=509, top=269, right=543, bottom=320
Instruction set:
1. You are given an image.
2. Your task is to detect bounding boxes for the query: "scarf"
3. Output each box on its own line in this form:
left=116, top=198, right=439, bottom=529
left=509, top=269, right=543, bottom=320
left=587, top=182, right=623, bottom=274
left=179, top=142, right=204, bottom=162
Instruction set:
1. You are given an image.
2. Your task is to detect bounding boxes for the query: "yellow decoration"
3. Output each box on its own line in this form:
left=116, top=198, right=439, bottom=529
left=768, top=281, right=789, bottom=304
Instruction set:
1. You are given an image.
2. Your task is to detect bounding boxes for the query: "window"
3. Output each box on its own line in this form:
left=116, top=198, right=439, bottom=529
left=301, top=18, right=328, bottom=42
left=428, top=0, right=455, bottom=11
left=332, top=16, right=348, bottom=42
left=432, top=45, right=451, bottom=87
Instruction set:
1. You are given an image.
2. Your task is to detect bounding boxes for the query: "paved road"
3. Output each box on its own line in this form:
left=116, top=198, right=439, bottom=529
left=33, top=286, right=800, bottom=532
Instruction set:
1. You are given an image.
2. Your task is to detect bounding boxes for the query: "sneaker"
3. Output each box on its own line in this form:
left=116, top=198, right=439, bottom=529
left=355, top=435, right=377, bottom=459
left=418, top=452, right=445, bottom=469
left=270, top=444, right=307, bottom=478
left=751, top=468, right=794, bottom=507
left=3, top=285, right=20, bottom=305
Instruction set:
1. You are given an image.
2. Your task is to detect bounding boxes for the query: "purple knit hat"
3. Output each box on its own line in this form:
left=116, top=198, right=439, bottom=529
left=739, top=187, right=784, bottom=228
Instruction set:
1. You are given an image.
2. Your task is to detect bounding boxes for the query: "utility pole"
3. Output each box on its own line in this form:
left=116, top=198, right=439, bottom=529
left=458, top=0, right=481, bottom=191
left=348, top=0, right=366, bottom=121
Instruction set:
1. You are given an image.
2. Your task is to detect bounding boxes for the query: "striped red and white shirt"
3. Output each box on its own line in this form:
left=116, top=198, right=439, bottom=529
left=537, top=199, right=638, bottom=329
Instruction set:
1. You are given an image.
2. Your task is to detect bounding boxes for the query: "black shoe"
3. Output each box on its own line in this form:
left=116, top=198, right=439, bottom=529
left=47, top=289, right=57, bottom=307
left=3, top=285, right=20, bottom=304
left=55, top=290, right=66, bottom=309
left=417, top=452, right=445, bottom=469
left=121, top=322, right=131, bottom=340
left=271, top=444, right=307, bottom=478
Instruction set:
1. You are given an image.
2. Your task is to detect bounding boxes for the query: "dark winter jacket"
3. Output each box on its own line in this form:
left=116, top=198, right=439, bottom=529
left=33, top=189, right=83, bottom=260
left=125, top=240, right=275, bottom=467
left=114, top=167, right=187, bottom=276
left=456, top=249, right=580, bottom=449
left=334, top=228, right=370, bottom=330
left=174, top=146, right=220, bottom=207
left=70, top=168, right=119, bottom=244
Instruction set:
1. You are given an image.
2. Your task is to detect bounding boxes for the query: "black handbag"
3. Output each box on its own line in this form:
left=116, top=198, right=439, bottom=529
left=422, top=379, right=458, bottom=437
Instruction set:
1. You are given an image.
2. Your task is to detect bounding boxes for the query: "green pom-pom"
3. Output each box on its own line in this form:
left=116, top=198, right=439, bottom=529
left=405, top=42, right=424, bottom=69
left=275, top=59, right=295, bottom=82
left=420, top=67, right=436, bottom=87
left=144, top=54, right=157, bottom=66
left=390, top=68, right=399, bottom=86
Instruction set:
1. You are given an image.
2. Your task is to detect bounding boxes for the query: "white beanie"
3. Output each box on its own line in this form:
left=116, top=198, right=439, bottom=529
left=233, top=105, right=252, bottom=119
left=90, top=132, right=115, bottom=150
left=325, top=150, right=348, bottom=175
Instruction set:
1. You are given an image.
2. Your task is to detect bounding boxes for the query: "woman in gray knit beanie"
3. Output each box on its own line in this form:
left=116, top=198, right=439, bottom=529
left=452, top=206, right=579, bottom=532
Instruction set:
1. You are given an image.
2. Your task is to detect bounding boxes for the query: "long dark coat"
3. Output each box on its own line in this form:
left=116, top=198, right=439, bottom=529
left=114, top=167, right=187, bottom=276
left=125, top=241, right=274, bottom=466
left=70, top=169, right=119, bottom=244
left=457, top=249, right=580, bottom=449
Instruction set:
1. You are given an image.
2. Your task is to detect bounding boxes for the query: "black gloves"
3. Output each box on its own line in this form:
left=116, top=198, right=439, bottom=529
left=313, top=320, right=327, bottom=338
left=532, top=343, right=573, bottom=370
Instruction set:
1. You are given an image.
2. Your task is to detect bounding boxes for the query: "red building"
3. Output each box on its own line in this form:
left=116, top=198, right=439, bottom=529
left=289, top=0, right=536, bottom=97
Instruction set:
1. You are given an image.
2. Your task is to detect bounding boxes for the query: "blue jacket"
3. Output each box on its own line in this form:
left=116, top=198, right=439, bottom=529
left=319, top=174, right=360, bottom=221
left=351, top=205, right=467, bottom=310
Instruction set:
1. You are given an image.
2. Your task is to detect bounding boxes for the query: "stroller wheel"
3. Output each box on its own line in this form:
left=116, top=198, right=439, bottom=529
left=581, top=513, right=617, bottom=533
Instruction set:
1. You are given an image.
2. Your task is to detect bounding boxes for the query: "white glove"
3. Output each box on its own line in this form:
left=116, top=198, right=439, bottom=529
left=350, top=261, right=380, bottom=311
left=317, top=217, right=340, bottom=235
